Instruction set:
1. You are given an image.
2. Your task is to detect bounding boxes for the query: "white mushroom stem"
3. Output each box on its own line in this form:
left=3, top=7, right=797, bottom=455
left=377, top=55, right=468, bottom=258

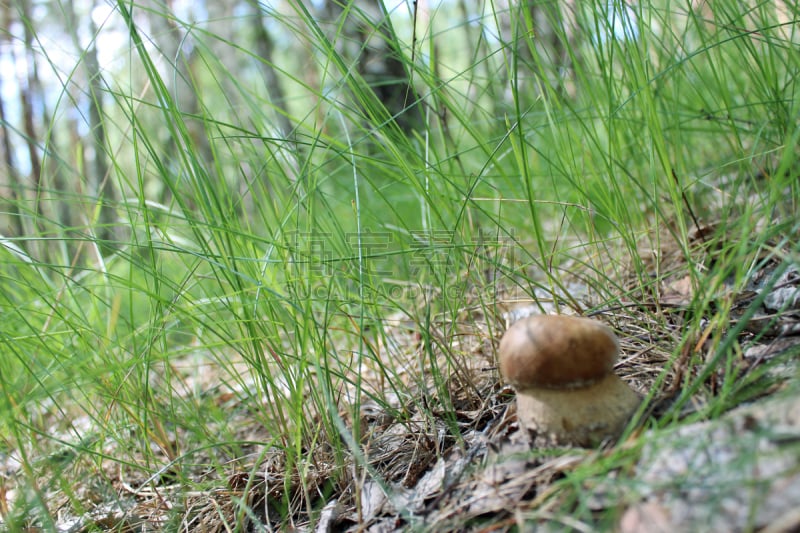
left=515, top=373, right=641, bottom=447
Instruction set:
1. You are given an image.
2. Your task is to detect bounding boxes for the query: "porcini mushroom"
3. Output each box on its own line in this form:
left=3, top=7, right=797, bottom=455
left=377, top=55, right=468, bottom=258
left=498, top=314, right=640, bottom=447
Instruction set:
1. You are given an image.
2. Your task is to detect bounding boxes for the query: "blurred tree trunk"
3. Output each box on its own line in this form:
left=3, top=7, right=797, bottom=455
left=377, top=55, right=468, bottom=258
left=529, top=0, right=576, bottom=98
left=246, top=0, right=294, bottom=140
left=0, top=5, right=23, bottom=238
left=456, top=0, right=505, bottom=125
left=84, top=5, right=120, bottom=249
left=14, top=0, right=46, bottom=258
left=0, top=84, right=25, bottom=239
left=496, top=0, right=577, bottom=100
left=18, top=10, right=42, bottom=197
left=144, top=0, right=211, bottom=207
left=245, top=0, right=301, bottom=195
left=61, top=0, right=121, bottom=253
left=322, top=0, right=422, bottom=134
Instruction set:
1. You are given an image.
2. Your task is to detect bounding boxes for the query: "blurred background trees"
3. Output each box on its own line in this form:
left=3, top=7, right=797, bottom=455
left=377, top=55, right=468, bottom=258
left=1, top=0, right=794, bottom=263
left=2, top=0, right=579, bottom=259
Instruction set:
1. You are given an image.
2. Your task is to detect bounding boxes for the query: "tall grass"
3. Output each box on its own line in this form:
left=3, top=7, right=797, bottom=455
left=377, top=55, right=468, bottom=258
left=1, top=0, right=798, bottom=528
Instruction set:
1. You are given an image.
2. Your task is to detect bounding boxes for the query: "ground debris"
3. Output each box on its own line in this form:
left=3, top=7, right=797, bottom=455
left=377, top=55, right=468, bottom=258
left=619, top=391, right=800, bottom=533
left=9, top=212, right=800, bottom=533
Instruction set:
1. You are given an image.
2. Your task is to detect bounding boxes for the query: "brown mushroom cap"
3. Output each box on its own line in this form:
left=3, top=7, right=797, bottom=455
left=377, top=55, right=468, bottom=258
left=498, top=314, right=620, bottom=389
left=497, top=314, right=640, bottom=446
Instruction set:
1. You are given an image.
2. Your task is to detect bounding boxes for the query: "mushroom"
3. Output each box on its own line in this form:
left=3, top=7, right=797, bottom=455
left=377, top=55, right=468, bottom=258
left=498, top=314, right=640, bottom=447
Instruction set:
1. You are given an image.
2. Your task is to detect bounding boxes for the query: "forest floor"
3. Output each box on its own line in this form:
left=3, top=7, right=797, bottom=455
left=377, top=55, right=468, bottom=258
left=7, top=209, right=800, bottom=533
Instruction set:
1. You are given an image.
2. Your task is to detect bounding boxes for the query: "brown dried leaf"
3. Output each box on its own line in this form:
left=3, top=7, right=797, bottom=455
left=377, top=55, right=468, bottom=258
left=619, top=501, right=673, bottom=533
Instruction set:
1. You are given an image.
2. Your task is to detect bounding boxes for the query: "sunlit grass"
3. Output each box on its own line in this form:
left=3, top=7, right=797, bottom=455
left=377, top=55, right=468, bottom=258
left=0, top=0, right=798, bottom=529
